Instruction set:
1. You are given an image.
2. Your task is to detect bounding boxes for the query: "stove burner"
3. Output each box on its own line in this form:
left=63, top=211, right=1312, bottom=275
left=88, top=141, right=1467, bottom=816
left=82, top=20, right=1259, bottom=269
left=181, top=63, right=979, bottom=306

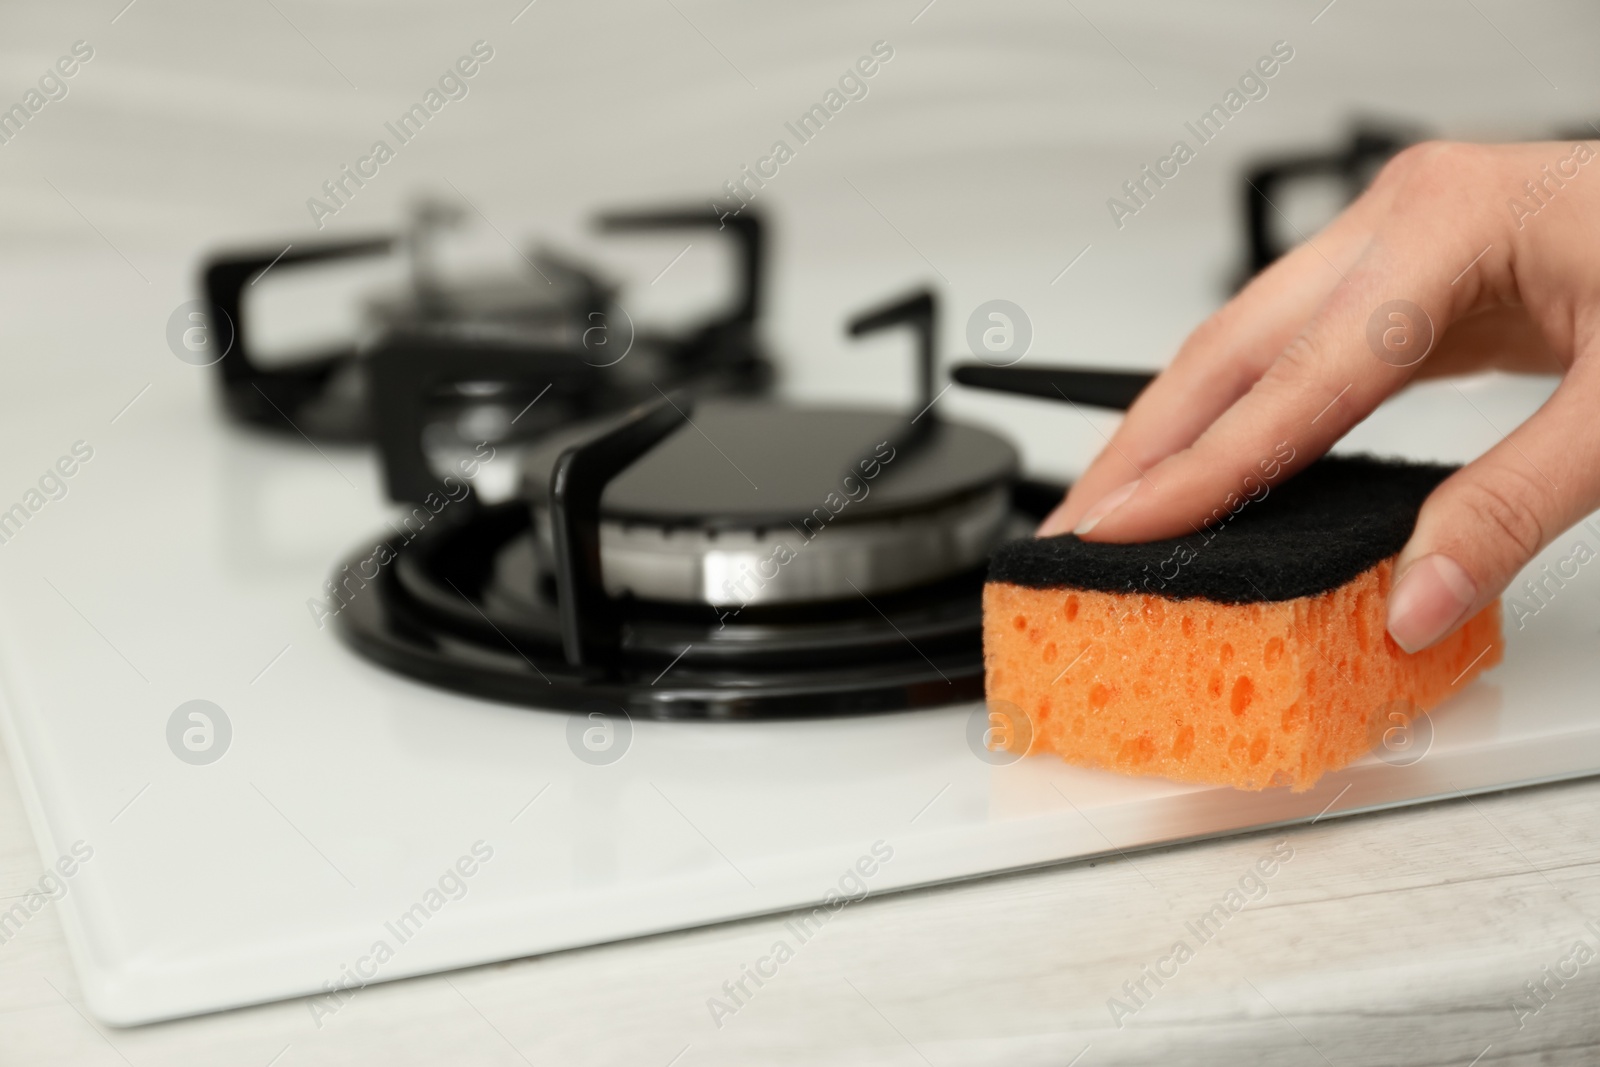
left=331, top=288, right=1065, bottom=717
left=201, top=201, right=774, bottom=443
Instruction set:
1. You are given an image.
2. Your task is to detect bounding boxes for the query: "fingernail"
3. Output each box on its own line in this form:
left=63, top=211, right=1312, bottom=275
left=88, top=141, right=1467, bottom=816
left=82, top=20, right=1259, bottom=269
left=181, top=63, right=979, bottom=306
left=1386, top=553, right=1477, bottom=653
left=1072, top=480, right=1139, bottom=536
left=1035, top=506, right=1070, bottom=538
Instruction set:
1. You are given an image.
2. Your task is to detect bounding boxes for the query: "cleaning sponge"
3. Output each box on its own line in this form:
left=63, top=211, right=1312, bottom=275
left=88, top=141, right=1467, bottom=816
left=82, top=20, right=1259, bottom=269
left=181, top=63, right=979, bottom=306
left=983, top=456, right=1503, bottom=791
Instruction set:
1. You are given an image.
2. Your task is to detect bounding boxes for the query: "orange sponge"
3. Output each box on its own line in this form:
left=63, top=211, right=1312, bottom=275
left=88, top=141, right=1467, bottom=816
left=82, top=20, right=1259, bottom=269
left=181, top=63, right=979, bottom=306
left=983, top=559, right=1501, bottom=790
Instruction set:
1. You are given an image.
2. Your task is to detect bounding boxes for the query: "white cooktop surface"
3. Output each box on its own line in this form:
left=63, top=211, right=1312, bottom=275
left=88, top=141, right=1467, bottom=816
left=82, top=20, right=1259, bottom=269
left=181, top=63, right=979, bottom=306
left=0, top=366, right=1595, bottom=1025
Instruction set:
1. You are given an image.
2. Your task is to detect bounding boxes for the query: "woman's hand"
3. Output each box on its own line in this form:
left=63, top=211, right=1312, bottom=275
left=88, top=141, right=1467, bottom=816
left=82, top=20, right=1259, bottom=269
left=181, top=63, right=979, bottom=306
left=1038, top=140, right=1600, bottom=653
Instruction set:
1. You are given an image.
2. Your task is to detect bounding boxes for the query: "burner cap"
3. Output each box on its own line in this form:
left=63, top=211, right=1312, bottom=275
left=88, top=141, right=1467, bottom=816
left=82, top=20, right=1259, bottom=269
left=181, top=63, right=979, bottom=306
left=522, top=401, right=1020, bottom=606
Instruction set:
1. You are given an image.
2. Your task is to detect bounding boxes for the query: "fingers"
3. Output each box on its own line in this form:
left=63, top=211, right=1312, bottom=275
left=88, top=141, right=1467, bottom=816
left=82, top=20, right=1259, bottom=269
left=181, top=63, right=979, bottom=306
left=1072, top=143, right=1510, bottom=546
left=1045, top=303, right=1560, bottom=536
left=1037, top=154, right=1400, bottom=537
left=1388, top=361, right=1600, bottom=651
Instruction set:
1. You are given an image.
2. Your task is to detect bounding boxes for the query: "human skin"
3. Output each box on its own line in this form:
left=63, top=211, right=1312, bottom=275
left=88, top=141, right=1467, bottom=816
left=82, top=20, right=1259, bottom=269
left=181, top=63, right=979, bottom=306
left=1037, top=140, right=1600, bottom=654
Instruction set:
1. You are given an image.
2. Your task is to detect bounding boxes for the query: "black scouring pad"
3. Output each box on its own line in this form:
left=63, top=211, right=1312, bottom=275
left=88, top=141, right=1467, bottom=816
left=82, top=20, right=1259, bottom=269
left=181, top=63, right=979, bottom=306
left=989, top=455, right=1455, bottom=603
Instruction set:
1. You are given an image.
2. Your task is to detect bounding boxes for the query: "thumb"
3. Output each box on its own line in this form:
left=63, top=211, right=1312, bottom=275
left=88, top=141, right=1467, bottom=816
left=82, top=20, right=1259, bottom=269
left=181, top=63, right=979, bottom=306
left=1387, top=376, right=1600, bottom=653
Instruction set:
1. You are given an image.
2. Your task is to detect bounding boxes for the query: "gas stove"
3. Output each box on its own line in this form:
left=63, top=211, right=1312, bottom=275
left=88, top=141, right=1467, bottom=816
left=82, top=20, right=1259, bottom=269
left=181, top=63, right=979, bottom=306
left=7, top=174, right=1600, bottom=1028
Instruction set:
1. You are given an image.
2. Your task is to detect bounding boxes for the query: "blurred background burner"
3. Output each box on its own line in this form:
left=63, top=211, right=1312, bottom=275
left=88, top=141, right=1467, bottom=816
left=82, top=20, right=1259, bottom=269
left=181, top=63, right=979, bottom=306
left=200, top=198, right=776, bottom=446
